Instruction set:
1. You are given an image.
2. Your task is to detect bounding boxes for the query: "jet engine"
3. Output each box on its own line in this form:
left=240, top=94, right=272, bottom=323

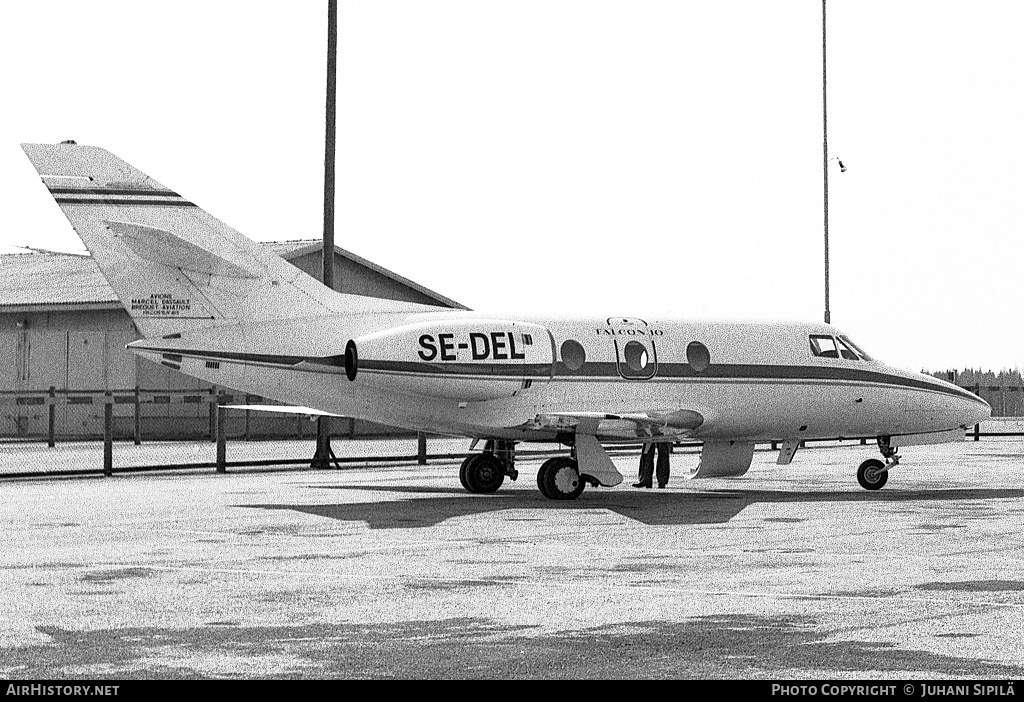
left=345, top=319, right=554, bottom=402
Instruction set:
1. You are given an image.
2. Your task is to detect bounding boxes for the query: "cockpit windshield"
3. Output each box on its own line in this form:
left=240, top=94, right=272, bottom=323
left=839, top=335, right=872, bottom=361
left=810, top=334, right=872, bottom=362
left=809, top=335, right=839, bottom=358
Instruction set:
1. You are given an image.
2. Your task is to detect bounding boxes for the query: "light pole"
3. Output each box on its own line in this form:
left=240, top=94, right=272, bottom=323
left=822, top=1, right=846, bottom=326
left=313, top=0, right=338, bottom=469
left=822, top=0, right=830, bottom=325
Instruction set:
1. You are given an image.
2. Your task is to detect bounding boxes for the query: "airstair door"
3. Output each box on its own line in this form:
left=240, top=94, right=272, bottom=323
left=606, top=317, right=658, bottom=380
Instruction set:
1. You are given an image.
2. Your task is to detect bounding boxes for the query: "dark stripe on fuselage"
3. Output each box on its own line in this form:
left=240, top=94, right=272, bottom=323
left=363, top=359, right=979, bottom=403
left=48, top=187, right=182, bottom=197
left=359, top=359, right=551, bottom=377
left=553, top=361, right=981, bottom=402
left=54, top=198, right=195, bottom=207
left=131, top=344, right=981, bottom=405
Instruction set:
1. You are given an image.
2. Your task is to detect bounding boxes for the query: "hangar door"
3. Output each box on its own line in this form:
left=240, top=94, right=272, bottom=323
left=1, top=329, right=137, bottom=438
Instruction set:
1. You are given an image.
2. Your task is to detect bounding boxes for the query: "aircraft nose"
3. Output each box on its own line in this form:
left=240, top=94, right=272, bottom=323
left=964, top=395, right=991, bottom=426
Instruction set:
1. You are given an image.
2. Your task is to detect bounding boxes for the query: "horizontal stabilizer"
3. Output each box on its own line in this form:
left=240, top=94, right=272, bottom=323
left=105, top=220, right=257, bottom=278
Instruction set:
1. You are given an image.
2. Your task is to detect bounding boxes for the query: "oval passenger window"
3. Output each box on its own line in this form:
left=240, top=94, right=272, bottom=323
left=623, top=340, right=649, bottom=372
left=560, top=339, right=586, bottom=371
left=687, top=341, right=710, bottom=372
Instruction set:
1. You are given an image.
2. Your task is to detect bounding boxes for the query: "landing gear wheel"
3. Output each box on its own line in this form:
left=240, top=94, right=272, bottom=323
left=857, top=458, right=888, bottom=490
left=459, top=455, right=474, bottom=491
left=461, top=453, right=505, bottom=494
left=537, top=457, right=585, bottom=501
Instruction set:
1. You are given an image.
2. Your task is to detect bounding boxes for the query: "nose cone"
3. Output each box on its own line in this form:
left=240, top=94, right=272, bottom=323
left=915, top=372, right=991, bottom=428
left=964, top=394, right=992, bottom=426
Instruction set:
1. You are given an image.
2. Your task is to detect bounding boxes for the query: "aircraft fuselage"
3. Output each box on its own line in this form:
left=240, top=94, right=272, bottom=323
left=131, top=312, right=990, bottom=445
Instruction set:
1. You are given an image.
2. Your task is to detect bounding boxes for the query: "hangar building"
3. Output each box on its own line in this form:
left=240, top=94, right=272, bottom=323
left=0, top=243, right=465, bottom=440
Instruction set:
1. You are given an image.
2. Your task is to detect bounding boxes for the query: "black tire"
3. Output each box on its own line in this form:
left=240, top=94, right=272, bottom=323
left=536, top=461, right=552, bottom=499
left=463, top=453, right=505, bottom=494
left=459, top=455, right=475, bottom=491
left=857, top=458, right=888, bottom=490
left=537, top=457, right=585, bottom=500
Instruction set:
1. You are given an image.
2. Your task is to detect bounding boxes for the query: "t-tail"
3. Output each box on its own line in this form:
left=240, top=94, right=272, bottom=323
left=20, top=141, right=429, bottom=338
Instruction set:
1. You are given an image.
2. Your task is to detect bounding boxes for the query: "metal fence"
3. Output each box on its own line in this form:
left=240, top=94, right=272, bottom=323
left=0, top=387, right=405, bottom=443
left=2, top=388, right=1022, bottom=480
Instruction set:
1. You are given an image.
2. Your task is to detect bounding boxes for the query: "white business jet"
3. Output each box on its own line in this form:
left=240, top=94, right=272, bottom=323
left=21, top=142, right=990, bottom=499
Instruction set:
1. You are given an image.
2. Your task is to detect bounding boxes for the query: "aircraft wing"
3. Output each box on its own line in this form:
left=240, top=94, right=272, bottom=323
left=522, top=408, right=703, bottom=440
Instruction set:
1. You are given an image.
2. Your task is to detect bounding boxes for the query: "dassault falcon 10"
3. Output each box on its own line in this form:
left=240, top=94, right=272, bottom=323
left=21, top=142, right=991, bottom=500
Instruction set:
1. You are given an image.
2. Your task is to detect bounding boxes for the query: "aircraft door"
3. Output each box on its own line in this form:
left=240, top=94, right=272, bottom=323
left=606, top=317, right=658, bottom=380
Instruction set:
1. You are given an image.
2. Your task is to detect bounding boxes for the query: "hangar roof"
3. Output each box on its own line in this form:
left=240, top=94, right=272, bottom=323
left=0, top=241, right=466, bottom=313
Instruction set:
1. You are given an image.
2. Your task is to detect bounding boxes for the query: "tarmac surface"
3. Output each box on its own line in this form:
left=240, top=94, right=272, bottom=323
left=2, top=437, right=1023, bottom=679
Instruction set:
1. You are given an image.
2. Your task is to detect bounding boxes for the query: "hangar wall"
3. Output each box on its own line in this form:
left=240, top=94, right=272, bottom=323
left=0, top=243, right=465, bottom=440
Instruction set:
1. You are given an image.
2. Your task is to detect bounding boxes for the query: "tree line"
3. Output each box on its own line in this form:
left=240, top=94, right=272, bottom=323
left=927, top=368, right=1024, bottom=417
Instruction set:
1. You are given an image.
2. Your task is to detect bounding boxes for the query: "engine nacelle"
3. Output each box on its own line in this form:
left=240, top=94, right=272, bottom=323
left=347, top=319, right=554, bottom=402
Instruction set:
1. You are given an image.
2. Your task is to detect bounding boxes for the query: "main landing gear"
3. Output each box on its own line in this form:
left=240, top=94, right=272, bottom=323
left=459, top=439, right=518, bottom=494
left=857, top=436, right=900, bottom=491
left=536, top=456, right=586, bottom=500
left=458, top=440, right=590, bottom=501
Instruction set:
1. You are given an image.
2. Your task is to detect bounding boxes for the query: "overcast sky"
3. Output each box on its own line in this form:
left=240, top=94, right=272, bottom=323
left=1, top=1, right=1021, bottom=374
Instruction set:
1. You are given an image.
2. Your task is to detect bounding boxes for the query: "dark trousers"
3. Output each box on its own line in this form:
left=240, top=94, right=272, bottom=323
left=638, top=442, right=671, bottom=487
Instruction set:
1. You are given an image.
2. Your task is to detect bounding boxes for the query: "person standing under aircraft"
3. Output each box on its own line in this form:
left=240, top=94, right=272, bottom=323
left=633, top=442, right=671, bottom=488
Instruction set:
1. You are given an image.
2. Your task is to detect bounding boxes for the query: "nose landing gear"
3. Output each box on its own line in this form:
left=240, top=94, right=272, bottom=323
left=857, top=436, right=900, bottom=490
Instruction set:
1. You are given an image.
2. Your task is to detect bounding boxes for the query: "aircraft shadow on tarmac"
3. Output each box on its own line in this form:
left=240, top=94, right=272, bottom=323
left=246, top=485, right=1024, bottom=530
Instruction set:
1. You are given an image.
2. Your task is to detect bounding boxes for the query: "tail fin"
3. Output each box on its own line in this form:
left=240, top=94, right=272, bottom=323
left=21, top=142, right=429, bottom=337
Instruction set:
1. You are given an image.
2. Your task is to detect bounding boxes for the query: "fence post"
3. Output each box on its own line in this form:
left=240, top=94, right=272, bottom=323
left=208, top=386, right=217, bottom=442
left=417, top=431, right=427, bottom=465
left=47, top=386, right=56, bottom=448
left=133, top=385, right=142, bottom=446
left=216, top=396, right=226, bottom=474
left=312, top=417, right=331, bottom=469
left=103, top=391, right=113, bottom=477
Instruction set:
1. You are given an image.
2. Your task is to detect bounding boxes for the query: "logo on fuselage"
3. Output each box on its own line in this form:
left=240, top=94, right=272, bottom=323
left=418, top=332, right=531, bottom=362
left=595, top=317, right=665, bottom=337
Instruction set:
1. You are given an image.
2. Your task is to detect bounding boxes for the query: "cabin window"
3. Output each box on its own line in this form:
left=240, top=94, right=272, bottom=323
left=686, top=341, right=710, bottom=372
left=560, top=339, right=586, bottom=371
left=622, top=340, right=650, bottom=373
left=809, top=335, right=840, bottom=358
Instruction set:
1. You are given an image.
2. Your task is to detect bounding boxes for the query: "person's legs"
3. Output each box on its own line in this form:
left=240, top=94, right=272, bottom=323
left=634, top=443, right=654, bottom=487
left=656, top=442, right=670, bottom=488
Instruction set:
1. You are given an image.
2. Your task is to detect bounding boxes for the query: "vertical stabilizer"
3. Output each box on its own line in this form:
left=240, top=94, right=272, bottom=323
left=21, top=142, right=431, bottom=337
